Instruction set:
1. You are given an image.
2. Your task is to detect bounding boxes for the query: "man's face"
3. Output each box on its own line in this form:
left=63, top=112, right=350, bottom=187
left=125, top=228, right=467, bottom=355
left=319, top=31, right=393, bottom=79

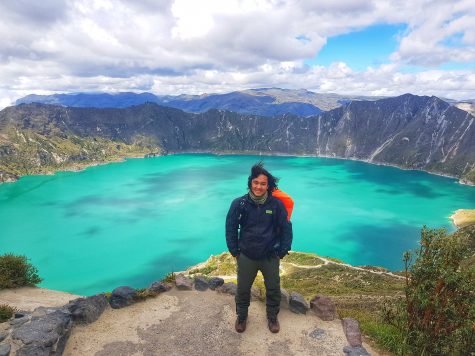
left=251, top=174, right=269, bottom=197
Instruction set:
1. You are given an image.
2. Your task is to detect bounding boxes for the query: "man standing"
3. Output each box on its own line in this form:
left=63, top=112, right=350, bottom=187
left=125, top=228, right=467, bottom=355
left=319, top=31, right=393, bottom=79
left=226, top=162, right=293, bottom=333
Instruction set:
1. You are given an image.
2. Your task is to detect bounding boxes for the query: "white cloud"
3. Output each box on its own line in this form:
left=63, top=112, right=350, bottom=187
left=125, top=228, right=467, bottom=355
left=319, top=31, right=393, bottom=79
left=0, top=0, right=474, bottom=109
left=389, top=0, right=475, bottom=66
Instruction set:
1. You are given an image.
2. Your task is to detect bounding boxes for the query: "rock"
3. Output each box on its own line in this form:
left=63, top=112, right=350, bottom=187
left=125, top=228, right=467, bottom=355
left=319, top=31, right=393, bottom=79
left=0, top=344, right=11, bottom=356
left=9, top=315, right=29, bottom=328
left=31, top=307, right=62, bottom=319
left=289, top=292, right=308, bottom=314
left=310, top=295, right=337, bottom=321
left=175, top=274, right=193, bottom=290
left=149, top=281, right=173, bottom=293
left=308, top=328, right=326, bottom=340
left=0, top=322, right=9, bottom=333
left=0, top=331, right=8, bottom=342
left=193, top=276, right=209, bottom=291
left=280, top=288, right=290, bottom=309
left=16, top=343, right=51, bottom=356
left=251, top=287, right=262, bottom=300
left=217, top=282, right=237, bottom=296
left=342, top=317, right=362, bottom=347
left=12, top=310, right=71, bottom=352
left=68, top=295, right=108, bottom=324
left=343, top=345, right=371, bottom=356
left=109, top=286, right=137, bottom=309
left=208, top=277, right=224, bottom=290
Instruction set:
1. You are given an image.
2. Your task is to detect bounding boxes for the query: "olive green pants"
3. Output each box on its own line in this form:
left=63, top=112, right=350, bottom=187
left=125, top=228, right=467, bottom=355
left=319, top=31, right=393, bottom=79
left=236, top=253, right=281, bottom=319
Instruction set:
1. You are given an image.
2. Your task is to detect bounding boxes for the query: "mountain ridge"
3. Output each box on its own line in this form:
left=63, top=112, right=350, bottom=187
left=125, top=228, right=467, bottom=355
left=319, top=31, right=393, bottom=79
left=2, top=93, right=475, bottom=184
left=16, top=89, right=475, bottom=117
left=15, top=89, right=388, bottom=117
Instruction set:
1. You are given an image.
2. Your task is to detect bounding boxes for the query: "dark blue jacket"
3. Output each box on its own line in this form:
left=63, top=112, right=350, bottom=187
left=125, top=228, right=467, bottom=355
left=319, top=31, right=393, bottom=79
left=225, top=193, right=293, bottom=260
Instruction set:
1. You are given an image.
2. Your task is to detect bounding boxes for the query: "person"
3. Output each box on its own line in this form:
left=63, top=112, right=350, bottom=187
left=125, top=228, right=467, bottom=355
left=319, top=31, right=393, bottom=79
left=225, top=162, right=293, bottom=333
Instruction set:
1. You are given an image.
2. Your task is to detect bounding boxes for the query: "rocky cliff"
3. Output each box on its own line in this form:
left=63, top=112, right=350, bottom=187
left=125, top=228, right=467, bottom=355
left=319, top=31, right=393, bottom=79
left=1, top=94, right=474, bottom=184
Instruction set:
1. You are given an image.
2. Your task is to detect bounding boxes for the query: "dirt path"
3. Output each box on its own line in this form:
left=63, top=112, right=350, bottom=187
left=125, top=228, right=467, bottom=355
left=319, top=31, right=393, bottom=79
left=283, top=258, right=405, bottom=280
left=64, top=288, right=377, bottom=356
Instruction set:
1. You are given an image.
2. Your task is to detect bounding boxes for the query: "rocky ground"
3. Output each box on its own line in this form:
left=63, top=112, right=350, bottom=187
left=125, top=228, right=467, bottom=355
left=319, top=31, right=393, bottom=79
left=0, top=286, right=377, bottom=356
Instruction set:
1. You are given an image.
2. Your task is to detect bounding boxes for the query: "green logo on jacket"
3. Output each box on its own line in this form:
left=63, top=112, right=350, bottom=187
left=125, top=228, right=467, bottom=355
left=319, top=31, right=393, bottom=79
left=265, top=210, right=273, bottom=214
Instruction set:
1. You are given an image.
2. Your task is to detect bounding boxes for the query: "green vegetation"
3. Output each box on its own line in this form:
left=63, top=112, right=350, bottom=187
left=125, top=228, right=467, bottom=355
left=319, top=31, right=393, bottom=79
left=282, top=251, right=325, bottom=266
left=462, top=167, right=475, bottom=185
left=163, top=272, right=176, bottom=283
left=188, top=265, right=218, bottom=275
left=186, top=252, right=404, bottom=299
left=0, top=304, right=17, bottom=323
left=322, top=256, right=345, bottom=263
left=339, top=226, right=475, bottom=354
left=339, top=298, right=408, bottom=354
left=188, top=253, right=237, bottom=276
left=134, top=288, right=158, bottom=301
left=281, top=263, right=404, bottom=297
left=0, top=126, right=161, bottom=182
left=399, top=226, right=474, bottom=354
left=0, top=253, right=42, bottom=289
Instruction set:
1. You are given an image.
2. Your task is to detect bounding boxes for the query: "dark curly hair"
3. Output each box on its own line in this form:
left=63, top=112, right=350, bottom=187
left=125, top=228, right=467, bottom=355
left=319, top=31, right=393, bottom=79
left=247, top=161, right=279, bottom=194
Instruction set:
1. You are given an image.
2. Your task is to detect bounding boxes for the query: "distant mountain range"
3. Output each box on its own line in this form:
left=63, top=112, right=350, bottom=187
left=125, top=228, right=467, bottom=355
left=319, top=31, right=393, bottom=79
left=16, top=89, right=389, bottom=117
left=2, top=93, right=474, bottom=184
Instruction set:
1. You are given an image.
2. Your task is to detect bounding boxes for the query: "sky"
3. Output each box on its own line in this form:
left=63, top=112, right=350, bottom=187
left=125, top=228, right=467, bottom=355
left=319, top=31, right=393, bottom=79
left=1, top=0, right=475, bottom=109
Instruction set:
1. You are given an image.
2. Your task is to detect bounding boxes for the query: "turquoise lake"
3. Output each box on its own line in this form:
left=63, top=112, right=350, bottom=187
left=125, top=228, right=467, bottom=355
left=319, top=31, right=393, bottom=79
left=1, top=154, right=475, bottom=296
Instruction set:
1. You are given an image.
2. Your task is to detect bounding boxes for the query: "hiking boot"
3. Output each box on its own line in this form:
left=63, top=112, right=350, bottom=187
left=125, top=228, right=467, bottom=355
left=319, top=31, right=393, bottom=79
left=235, top=316, right=247, bottom=333
left=268, top=317, right=280, bottom=333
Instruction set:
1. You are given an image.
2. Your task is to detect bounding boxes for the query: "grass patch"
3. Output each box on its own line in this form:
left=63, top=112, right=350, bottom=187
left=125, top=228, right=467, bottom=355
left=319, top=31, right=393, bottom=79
left=323, top=256, right=345, bottom=263
left=282, top=252, right=325, bottom=266
left=133, top=288, right=158, bottom=301
left=188, top=265, right=218, bottom=275
left=162, top=272, right=176, bottom=283
left=338, top=299, right=408, bottom=355
left=357, top=265, right=389, bottom=273
left=0, top=304, right=17, bottom=323
left=187, top=253, right=237, bottom=276
left=281, top=263, right=404, bottom=298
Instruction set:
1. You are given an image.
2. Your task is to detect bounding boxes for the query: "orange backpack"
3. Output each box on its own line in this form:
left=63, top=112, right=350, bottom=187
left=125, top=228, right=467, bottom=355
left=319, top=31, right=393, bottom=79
left=272, top=188, right=294, bottom=221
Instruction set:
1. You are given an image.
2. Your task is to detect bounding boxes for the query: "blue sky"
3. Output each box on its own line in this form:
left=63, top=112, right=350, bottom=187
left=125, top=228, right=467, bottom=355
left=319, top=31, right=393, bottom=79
left=307, top=24, right=407, bottom=70
left=0, top=0, right=474, bottom=108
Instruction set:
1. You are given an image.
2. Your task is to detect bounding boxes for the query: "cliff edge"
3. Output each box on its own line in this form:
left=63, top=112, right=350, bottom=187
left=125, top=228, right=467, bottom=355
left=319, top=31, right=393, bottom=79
left=0, top=287, right=377, bottom=356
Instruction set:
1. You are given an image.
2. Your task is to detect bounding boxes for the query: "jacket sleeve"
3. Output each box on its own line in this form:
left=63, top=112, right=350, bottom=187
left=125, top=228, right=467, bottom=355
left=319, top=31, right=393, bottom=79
left=277, top=201, right=293, bottom=258
left=225, top=199, right=240, bottom=257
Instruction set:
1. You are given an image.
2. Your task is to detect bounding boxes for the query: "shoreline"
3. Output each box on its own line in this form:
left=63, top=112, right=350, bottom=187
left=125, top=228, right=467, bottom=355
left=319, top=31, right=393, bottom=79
left=168, top=149, right=475, bottom=186
left=2, top=149, right=473, bottom=187
left=0, top=152, right=153, bottom=184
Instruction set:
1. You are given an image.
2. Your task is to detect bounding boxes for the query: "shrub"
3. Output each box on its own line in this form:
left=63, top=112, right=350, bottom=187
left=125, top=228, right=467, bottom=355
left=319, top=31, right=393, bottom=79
left=162, top=272, right=176, bottom=283
left=133, top=288, right=158, bottom=301
left=188, top=265, right=217, bottom=275
left=0, top=253, right=42, bottom=289
left=0, top=304, right=17, bottom=323
left=402, top=226, right=474, bottom=354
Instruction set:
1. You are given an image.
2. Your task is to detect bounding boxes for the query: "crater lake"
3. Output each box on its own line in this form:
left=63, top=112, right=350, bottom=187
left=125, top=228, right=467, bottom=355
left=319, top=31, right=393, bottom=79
left=1, top=154, right=474, bottom=295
